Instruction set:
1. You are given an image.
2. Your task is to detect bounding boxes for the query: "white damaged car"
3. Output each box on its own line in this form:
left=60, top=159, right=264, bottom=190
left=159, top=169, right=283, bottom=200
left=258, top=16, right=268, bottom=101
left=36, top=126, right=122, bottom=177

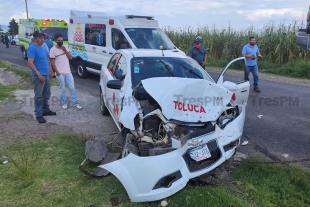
left=99, top=49, right=250, bottom=202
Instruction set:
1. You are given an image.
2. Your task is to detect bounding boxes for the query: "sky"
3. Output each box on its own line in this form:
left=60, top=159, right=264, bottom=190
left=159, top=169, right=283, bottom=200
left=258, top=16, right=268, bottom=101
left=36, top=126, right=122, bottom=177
left=0, top=0, right=309, bottom=31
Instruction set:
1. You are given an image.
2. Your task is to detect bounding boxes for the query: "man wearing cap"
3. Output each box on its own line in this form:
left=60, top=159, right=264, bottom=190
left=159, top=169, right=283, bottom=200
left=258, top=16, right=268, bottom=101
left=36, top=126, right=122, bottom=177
left=188, top=38, right=208, bottom=69
left=27, top=31, right=56, bottom=123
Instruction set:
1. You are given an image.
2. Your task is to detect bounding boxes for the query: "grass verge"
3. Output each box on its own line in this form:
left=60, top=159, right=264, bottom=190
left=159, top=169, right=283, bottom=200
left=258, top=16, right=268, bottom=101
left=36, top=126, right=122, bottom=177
left=0, top=61, right=58, bottom=86
left=0, top=133, right=310, bottom=207
left=0, top=83, right=20, bottom=101
left=206, top=58, right=310, bottom=79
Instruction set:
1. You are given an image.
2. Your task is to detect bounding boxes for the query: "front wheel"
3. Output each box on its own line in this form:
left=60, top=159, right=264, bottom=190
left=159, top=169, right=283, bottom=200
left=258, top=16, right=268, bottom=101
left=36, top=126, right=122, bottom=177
left=76, top=61, right=88, bottom=78
left=22, top=49, right=28, bottom=60
left=100, top=90, right=109, bottom=116
left=121, top=129, right=138, bottom=158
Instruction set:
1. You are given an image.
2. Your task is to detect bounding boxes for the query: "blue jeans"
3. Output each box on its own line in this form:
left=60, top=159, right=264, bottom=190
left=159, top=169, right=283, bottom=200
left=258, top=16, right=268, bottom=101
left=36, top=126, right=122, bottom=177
left=246, top=65, right=259, bottom=88
left=32, top=75, right=51, bottom=117
left=56, top=73, right=78, bottom=105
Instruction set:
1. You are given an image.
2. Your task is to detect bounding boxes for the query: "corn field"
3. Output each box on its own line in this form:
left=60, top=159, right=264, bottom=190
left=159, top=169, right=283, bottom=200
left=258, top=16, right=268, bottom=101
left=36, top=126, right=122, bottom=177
left=164, top=21, right=310, bottom=65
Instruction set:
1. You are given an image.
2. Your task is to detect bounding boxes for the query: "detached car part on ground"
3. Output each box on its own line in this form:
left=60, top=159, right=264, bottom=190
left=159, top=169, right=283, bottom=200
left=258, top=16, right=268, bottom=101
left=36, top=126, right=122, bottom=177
left=98, top=49, right=250, bottom=202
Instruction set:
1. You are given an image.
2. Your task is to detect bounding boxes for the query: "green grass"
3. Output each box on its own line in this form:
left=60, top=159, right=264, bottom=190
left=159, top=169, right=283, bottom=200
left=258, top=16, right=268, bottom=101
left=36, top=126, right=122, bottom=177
left=1, top=134, right=310, bottom=207
left=231, top=158, right=310, bottom=207
left=0, top=83, right=19, bottom=101
left=0, top=60, right=58, bottom=86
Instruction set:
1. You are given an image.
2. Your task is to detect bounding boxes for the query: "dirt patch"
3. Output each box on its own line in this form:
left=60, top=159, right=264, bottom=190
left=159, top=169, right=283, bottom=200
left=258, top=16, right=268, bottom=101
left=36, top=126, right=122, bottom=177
left=0, top=66, right=118, bottom=145
left=0, top=67, right=32, bottom=89
left=0, top=68, right=21, bottom=85
left=0, top=103, right=72, bottom=145
left=206, top=67, right=310, bottom=86
left=12, top=86, right=118, bottom=141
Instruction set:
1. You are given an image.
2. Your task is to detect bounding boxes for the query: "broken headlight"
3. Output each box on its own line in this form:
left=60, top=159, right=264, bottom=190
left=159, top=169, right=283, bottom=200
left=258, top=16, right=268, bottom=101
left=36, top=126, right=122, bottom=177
left=217, top=107, right=239, bottom=129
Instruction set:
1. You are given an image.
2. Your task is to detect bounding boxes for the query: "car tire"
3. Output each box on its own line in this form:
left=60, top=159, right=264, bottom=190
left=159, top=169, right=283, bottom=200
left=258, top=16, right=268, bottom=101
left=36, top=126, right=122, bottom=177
left=22, top=49, right=28, bottom=60
left=100, top=90, right=110, bottom=116
left=77, top=61, right=88, bottom=78
left=121, top=128, right=133, bottom=158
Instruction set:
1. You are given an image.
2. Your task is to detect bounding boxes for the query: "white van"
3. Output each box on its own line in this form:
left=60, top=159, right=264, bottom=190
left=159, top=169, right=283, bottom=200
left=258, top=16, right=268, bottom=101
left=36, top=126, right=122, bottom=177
left=68, top=10, right=185, bottom=78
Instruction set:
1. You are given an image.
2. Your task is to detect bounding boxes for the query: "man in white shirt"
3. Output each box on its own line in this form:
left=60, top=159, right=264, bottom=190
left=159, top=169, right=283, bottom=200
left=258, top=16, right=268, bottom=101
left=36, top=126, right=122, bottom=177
left=49, top=34, right=83, bottom=109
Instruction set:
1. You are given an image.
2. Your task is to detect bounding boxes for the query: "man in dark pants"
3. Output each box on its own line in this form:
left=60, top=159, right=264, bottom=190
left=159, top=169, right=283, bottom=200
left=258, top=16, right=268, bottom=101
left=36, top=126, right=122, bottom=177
left=4, top=33, right=9, bottom=48
left=27, top=31, right=56, bottom=123
left=242, top=36, right=263, bottom=92
left=1, top=33, right=4, bottom=44
left=188, top=38, right=207, bottom=69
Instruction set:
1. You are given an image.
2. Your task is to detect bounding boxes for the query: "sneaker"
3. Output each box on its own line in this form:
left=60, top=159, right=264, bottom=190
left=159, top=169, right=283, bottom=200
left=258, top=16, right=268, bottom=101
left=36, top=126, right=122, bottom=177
left=63, top=104, right=68, bottom=109
left=36, top=116, right=46, bottom=123
left=74, top=103, right=83, bottom=109
left=253, top=87, right=261, bottom=92
left=42, top=111, right=57, bottom=116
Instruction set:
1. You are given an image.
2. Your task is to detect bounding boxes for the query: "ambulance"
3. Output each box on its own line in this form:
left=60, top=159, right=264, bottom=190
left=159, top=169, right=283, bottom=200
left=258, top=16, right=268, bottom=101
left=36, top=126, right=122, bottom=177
left=18, top=18, right=68, bottom=60
left=68, top=10, right=185, bottom=78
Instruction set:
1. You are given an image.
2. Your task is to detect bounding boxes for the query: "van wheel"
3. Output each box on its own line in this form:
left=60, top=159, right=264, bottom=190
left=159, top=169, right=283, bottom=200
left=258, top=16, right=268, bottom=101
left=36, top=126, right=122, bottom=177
left=77, top=61, right=88, bottom=78
left=22, top=49, right=28, bottom=60
left=100, top=90, right=109, bottom=116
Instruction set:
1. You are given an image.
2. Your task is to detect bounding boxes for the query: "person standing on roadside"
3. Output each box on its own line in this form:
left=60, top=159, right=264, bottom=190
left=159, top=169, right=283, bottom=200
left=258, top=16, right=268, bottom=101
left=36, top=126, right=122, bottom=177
left=4, top=33, right=9, bottom=48
left=242, top=36, right=263, bottom=92
left=27, top=31, right=57, bottom=123
left=188, top=37, right=207, bottom=69
left=1, top=33, right=4, bottom=44
left=49, top=34, right=83, bottom=110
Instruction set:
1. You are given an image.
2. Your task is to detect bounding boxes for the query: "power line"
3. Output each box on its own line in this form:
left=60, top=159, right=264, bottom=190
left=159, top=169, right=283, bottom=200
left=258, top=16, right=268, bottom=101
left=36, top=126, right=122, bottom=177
left=0, top=0, right=20, bottom=11
left=1, top=1, right=25, bottom=17
left=0, top=0, right=21, bottom=14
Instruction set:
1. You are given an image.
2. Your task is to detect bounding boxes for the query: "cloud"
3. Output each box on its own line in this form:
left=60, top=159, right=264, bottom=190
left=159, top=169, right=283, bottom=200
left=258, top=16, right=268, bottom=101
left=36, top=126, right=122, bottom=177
left=32, top=0, right=226, bottom=16
left=237, top=8, right=304, bottom=21
left=9, top=12, right=30, bottom=23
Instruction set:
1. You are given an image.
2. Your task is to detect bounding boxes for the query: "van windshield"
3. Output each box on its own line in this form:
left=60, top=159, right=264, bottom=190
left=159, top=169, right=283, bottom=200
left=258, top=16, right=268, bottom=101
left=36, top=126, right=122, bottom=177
left=124, top=28, right=175, bottom=50
left=40, top=28, right=68, bottom=41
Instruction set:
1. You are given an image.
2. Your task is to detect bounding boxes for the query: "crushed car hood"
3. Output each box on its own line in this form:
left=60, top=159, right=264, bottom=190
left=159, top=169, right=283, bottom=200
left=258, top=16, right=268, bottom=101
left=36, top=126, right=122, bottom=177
left=141, top=77, right=232, bottom=122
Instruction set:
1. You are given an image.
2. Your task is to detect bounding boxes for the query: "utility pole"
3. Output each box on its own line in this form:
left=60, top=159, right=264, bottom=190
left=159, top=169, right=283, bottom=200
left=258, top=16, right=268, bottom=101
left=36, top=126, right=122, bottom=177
left=25, top=0, right=29, bottom=19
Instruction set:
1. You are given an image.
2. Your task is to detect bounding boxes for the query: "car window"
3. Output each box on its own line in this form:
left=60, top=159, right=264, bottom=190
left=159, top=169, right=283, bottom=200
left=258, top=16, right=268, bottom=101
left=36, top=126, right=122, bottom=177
left=115, top=55, right=127, bottom=79
left=125, top=28, right=175, bottom=49
left=111, top=28, right=131, bottom=50
left=131, top=57, right=213, bottom=87
left=85, top=24, right=106, bottom=46
left=108, top=53, right=122, bottom=77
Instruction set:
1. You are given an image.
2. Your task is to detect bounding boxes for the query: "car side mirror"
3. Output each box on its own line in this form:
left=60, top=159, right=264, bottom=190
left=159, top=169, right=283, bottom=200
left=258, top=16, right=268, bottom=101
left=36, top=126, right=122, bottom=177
left=107, top=80, right=122, bottom=90
left=222, top=81, right=238, bottom=91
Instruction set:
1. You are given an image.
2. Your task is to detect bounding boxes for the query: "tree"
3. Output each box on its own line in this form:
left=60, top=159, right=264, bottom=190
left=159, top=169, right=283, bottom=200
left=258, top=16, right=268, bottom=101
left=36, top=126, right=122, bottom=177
left=0, top=25, right=2, bottom=32
left=8, top=19, right=18, bottom=35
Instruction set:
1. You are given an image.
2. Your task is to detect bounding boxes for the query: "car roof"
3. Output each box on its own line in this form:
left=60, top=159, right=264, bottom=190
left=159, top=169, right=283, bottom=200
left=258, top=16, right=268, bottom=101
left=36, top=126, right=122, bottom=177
left=119, top=49, right=188, bottom=59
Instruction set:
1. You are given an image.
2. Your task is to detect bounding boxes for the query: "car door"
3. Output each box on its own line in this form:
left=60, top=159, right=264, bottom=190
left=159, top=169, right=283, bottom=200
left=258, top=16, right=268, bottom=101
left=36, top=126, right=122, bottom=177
left=216, top=57, right=250, bottom=113
left=105, top=53, right=122, bottom=115
left=111, top=54, right=128, bottom=123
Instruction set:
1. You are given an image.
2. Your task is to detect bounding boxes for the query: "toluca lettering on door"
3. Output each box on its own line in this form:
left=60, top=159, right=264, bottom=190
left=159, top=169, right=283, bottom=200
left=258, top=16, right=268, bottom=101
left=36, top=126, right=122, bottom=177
left=173, top=101, right=206, bottom=113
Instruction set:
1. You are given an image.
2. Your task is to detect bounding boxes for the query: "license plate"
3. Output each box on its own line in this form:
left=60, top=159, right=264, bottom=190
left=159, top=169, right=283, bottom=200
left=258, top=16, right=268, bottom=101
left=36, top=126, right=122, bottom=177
left=189, top=145, right=211, bottom=162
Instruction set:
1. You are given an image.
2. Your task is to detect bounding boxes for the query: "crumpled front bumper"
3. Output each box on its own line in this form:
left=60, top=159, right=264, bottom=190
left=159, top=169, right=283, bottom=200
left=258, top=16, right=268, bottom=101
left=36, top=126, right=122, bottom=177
left=99, top=108, right=245, bottom=202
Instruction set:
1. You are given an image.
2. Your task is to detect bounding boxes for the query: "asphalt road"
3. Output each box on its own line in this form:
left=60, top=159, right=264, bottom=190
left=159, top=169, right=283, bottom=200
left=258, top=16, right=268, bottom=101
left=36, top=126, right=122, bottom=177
left=1, top=44, right=310, bottom=165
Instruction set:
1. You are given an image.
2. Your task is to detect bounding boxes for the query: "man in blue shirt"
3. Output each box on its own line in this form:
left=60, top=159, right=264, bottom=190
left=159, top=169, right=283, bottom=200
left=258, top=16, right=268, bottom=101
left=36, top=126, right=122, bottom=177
left=27, top=31, right=56, bottom=123
left=242, top=36, right=263, bottom=92
left=188, top=38, right=207, bottom=69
